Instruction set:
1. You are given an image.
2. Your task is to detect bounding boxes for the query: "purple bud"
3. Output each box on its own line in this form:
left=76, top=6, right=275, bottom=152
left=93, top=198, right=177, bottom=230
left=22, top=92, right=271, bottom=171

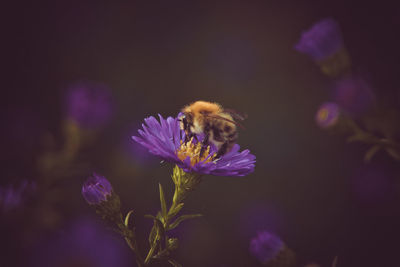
left=82, top=173, right=113, bottom=205
left=295, top=18, right=344, bottom=61
left=249, top=231, right=284, bottom=264
left=315, top=102, right=340, bottom=129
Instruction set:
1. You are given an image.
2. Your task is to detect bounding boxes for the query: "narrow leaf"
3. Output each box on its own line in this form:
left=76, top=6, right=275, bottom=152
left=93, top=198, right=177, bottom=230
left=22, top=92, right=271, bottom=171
left=346, top=134, right=363, bottom=143
left=168, top=203, right=184, bottom=218
left=124, top=210, right=134, bottom=227
left=364, top=145, right=381, bottom=162
left=168, top=259, right=182, bottom=267
left=144, top=214, right=156, bottom=220
left=148, top=222, right=157, bottom=245
left=168, top=214, right=202, bottom=230
left=159, top=183, right=167, bottom=218
left=385, top=147, right=400, bottom=161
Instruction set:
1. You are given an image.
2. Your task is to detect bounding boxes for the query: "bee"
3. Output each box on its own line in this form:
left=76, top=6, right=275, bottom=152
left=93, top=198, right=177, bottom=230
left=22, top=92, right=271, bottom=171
left=179, top=101, right=246, bottom=158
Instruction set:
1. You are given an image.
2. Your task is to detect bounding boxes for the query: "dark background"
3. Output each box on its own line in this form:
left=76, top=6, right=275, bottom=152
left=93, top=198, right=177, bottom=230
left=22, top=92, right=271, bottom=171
left=1, top=1, right=400, bottom=266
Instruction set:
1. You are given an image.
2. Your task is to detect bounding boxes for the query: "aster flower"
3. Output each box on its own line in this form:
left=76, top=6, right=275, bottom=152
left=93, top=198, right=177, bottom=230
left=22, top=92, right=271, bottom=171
left=132, top=114, right=256, bottom=176
left=315, top=102, right=340, bottom=129
left=82, top=173, right=113, bottom=205
left=295, top=18, right=344, bottom=61
left=249, top=231, right=284, bottom=264
left=64, top=82, right=113, bottom=129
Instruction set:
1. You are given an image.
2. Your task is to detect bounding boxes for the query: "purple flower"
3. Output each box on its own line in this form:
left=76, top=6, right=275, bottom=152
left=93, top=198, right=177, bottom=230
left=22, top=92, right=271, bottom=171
left=132, top=115, right=256, bottom=176
left=333, top=75, right=375, bottom=116
left=82, top=173, right=113, bottom=205
left=295, top=18, right=344, bottom=61
left=249, top=231, right=284, bottom=264
left=64, top=82, right=113, bottom=128
left=0, top=180, right=36, bottom=212
left=315, top=102, right=340, bottom=129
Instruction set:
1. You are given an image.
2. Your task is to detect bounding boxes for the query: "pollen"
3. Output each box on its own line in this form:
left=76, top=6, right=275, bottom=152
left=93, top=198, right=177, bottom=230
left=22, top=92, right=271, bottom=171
left=176, top=138, right=214, bottom=166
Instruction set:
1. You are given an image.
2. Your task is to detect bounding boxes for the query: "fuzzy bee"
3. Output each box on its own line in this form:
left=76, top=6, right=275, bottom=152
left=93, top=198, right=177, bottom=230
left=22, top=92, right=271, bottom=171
left=179, top=101, right=246, bottom=158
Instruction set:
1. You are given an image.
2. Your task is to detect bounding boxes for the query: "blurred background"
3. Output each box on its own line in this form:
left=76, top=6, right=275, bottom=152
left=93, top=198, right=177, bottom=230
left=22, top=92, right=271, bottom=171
left=1, top=1, right=400, bottom=266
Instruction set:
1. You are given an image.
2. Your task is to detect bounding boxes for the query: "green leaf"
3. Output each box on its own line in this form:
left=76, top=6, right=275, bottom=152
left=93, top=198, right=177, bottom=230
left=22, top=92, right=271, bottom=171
left=168, top=214, right=202, bottom=230
left=168, top=203, right=184, bottom=218
left=346, top=134, right=363, bottom=143
left=144, top=214, right=156, bottom=220
left=168, top=259, right=182, bottom=267
left=148, top=222, right=157, bottom=245
left=124, top=210, right=134, bottom=227
left=159, top=183, right=167, bottom=218
left=364, top=145, right=381, bottom=162
left=385, top=147, right=400, bottom=161
left=147, top=215, right=165, bottom=245
left=154, top=217, right=165, bottom=236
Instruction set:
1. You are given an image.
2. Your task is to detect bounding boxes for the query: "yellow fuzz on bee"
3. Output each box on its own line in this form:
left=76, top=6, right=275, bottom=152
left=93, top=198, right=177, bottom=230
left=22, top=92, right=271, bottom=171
left=176, top=138, right=214, bottom=166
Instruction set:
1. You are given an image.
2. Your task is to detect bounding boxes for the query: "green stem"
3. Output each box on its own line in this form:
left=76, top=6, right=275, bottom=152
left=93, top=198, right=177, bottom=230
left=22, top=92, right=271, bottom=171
left=144, top=231, right=160, bottom=264
left=117, top=222, right=144, bottom=267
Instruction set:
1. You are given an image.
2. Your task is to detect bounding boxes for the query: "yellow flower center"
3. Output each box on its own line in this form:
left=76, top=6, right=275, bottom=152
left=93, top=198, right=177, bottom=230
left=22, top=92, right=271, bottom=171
left=318, top=108, right=329, bottom=121
left=176, top=138, right=214, bottom=166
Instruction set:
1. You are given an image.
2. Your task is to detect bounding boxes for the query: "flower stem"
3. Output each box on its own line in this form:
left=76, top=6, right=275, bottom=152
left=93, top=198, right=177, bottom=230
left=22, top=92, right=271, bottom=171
left=143, top=166, right=202, bottom=266
left=117, top=221, right=144, bottom=267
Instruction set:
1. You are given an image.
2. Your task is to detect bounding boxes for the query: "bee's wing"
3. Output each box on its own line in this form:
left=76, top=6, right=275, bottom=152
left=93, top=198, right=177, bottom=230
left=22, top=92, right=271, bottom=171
left=223, top=108, right=248, bottom=121
left=205, top=114, right=246, bottom=130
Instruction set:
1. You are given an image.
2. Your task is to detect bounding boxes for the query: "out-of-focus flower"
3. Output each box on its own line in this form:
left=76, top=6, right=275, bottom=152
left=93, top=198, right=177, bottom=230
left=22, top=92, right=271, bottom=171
left=82, top=173, right=113, bottom=205
left=315, top=102, right=340, bottom=129
left=64, top=82, right=113, bottom=129
left=249, top=231, right=284, bottom=264
left=333, top=75, right=375, bottom=116
left=295, top=18, right=344, bottom=61
left=0, top=180, right=36, bottom=212
left=295, top=18, right=350, bottom=77
left=29, top=217, right=132, bottom=267
left=132, top=115, right=256, bottom=176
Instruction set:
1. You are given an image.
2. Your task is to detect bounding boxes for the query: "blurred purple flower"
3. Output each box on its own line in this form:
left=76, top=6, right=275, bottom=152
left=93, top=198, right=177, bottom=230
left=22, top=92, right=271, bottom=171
left=295, top=18, right=344, bottom=61
left=249, top=231, right=284, bottom=264
left=82, top=173, right=113, bottom=205
left=64, top=82, right=113, bottom=128
left=315, top=102, right=340, bottom=129
left=132, top=115, right=256, bottom=176
left=29, top=217, right=132, bottom=267
left=333, top=75, right=375, bottom=116
left=0, top=180, right=36, bottom=212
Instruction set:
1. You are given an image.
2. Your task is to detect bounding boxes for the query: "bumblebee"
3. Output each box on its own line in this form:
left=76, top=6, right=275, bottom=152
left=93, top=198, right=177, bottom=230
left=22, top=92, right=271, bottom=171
left=179, top=101, right=246, bottom=158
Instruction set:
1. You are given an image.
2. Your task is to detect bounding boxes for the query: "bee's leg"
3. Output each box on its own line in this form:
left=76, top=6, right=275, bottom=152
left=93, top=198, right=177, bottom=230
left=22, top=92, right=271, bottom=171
left=215, top=141, right=228, bottom=159
left=184, top=131, right=192, bottom=143
left=199, top=125, right=211, bottom=157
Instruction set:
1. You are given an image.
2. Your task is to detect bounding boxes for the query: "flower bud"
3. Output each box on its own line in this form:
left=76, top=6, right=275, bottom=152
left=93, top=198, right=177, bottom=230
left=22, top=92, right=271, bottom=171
left=315, top=102, right=340, bottom=129
left=82, top=173, right=113, bottom=205
left=249, top=231, right=284, bottom=264
left=167, top=238, right=179, bottom=251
